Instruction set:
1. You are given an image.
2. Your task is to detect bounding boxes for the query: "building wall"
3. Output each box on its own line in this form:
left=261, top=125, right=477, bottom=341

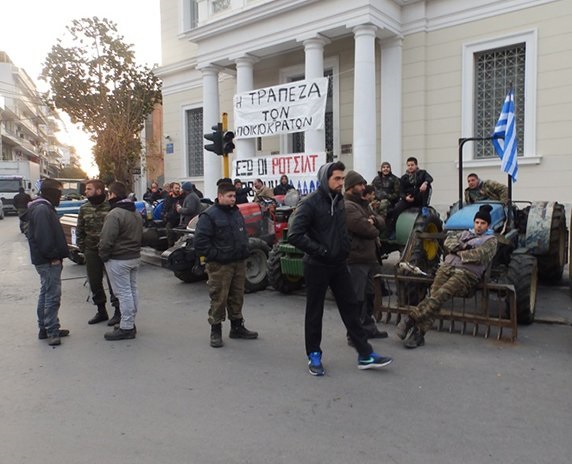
left=160, top=0, right=572, bottom=207
left=402, top=0, right=572, bottom=210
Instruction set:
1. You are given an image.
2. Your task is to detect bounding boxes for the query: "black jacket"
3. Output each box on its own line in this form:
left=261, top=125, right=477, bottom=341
left=273, top=183, right=294, bottom=196
left=194, top=202, right=249, bottom=264
left=399, top=169, right=433, bottom=203
left=288, top=162, right=351, bottom=265
left=13, top=192, right=32, bottom=209
left=27, top=198, right=69, bottom=265
left=235, top=186, right=251, bottom=204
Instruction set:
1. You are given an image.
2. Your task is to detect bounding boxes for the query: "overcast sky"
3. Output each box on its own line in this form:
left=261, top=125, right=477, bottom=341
left=0, top=0, right=162, bottom=175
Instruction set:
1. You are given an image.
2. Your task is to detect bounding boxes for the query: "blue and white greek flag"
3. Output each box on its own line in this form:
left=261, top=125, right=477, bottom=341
left=492, top=88, right=518, bottom=182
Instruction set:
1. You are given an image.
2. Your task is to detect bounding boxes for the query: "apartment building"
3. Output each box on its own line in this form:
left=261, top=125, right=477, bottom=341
left=157, top=0, right=572, bottom=207
left=0, top=52, right=63, bottom=188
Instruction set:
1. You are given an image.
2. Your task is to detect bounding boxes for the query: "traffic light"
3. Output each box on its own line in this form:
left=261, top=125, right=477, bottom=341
left=223, top=131, right=235, bottom=155
left=204, top=123, right=223, bottom=156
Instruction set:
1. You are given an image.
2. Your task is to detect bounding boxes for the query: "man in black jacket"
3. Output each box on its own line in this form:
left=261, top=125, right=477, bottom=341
left=13, top=186, right=32, bottom=234
left=194, top=182, right=258, bottom=348
left=27, top=178, right=70, bottom=346
left=288, top=162, right=393, bottom=376
left=388, top=156, right=433, bottom=234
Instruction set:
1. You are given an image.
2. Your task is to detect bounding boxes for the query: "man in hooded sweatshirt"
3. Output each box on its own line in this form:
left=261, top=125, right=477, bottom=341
left=27, top=178, right=70, bottom=346
left=99, top=182, right=143, bottom=341
left=288, top=162, right=393, bottom=376
left=76, top=179, right=120, bottom=326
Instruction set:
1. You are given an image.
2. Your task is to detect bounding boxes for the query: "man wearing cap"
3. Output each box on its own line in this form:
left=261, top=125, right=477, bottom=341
left=344, top=170, right=388, bottom=343
left=177, top=181, right=201, bottom=228
left=26, top=178, right=70, bottom=346
left=288, top=162, right=393, bottom=375
left=397, top=205, right=498, bottom=348
left=371, top=162, right=400, bottom=219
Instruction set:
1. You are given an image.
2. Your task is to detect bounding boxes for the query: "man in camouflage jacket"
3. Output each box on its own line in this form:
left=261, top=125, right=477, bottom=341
left=371, top=161, right=400, bottom=219
left=76, top=179, right=120, bottom=326
left=464, top=173, right=508, bottom=205
left=397, top=205, right=498, bottom=349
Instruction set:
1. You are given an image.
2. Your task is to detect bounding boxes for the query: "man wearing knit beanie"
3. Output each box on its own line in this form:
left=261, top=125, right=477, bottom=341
left=344, top=170, right=388, bottom=345
left=26, top=178, right=70, bottom=346
left=397, top=204, right=497, bottom=348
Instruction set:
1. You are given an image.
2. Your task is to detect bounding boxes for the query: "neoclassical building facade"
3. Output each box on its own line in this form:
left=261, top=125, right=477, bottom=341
left=157, top=0, right=572, bottom=208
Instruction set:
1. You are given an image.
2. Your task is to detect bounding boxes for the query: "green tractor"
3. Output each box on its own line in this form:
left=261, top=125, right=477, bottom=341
left=267, top=205, right=443, bottom=294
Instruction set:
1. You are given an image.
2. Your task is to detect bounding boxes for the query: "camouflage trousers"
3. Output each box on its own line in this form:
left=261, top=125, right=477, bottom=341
left=411, top=264, right=480, bottom=332
left=206, top=260, right=246, bottom=325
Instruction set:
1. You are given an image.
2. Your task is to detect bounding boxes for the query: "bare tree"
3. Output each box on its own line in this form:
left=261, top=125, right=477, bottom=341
left=41, top=17, right=162, bottom=188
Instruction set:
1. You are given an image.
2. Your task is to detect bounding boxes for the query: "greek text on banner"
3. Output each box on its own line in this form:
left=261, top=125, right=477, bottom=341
left=233, top=77, right=328, bottom=139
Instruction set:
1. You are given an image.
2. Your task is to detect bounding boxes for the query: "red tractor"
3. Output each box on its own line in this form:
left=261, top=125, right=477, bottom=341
left=161, top=193, right=297, bottom=293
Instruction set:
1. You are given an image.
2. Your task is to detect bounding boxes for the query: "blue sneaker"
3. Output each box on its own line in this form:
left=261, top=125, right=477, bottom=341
left=357, top=352, right=393, bottom=370
left=308, top=351, right=325, bottom=376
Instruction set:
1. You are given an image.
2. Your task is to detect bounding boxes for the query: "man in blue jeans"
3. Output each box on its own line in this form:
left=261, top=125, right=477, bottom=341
left=288, top=162, right=393, bottom=376
left=27, top=178, right=70, bottom=346
left=99, top=182, right=143, bottom=341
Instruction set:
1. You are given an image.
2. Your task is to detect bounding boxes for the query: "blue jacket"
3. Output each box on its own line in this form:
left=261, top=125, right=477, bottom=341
left=194, top=202, right=249, bottom=264
left=27, top=198, right=69, bottom=265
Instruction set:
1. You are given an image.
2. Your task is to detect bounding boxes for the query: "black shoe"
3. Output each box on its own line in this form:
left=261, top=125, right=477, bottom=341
left=368, top=329, right=389, bottom=339
left=107, top=309, right=121, bottom=326
left=210, top=323, right=223, bottom=348
left=104, top=327, right=136, bottom=341
left=88, top=311, right=109, bottom=325
left=357, top=352, right=393, bottom=370
left=396, top=316, right=415, bottom=340
left=403, top=326, right=425, bottom=349
left=39, top=328, right=70, bottom=340
left=229, top=320, right=258, bottom=339
left=48, top=336, right=61, bottom=346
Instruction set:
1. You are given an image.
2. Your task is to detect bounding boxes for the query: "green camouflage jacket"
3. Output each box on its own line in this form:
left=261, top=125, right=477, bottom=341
left=444, top=230, right=498, bottom=278
left=76, top=200, right=111, bottom=252
left=464, top=180, right=508, bottom=204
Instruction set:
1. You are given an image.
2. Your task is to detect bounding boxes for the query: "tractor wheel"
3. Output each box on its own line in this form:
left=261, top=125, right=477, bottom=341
left=506, top=254, right=538, bottom=325
left=244, top=238, right=270, bottom=294
left=267, top=244, right=304, bottom=294
left=537, top=203, right=567, bottom=282
left=397, top=210, right=443, bottom=306
left=174, top=269, right=206, bottom=283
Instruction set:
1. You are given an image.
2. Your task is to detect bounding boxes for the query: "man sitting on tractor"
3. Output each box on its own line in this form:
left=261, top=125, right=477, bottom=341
left=387, top=156, right=433, bottom=236
left=397, top=204, right=498, bottom=349
left=464, top=173, right=509, bottom=205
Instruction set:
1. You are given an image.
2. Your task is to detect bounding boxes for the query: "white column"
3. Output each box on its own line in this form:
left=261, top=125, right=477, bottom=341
left=303, top=37, right=329, bottom=155
left=352, top=24, right=377, bottom=176
left=202, top=66, right=221, bottom=200
left=235, top=56, right=257, bottom=159
left=380, top=38, right=403, bottom=176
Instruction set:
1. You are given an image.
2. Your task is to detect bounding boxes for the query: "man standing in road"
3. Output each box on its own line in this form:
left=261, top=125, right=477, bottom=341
left=194, top=182, right=258, bottom=348
left=288, top=162, right=393, bottom=376
left=76, top=179, right=120, bottom=326
left=27, top=178, right=70, bottom=346
left=13, top=186, right=32, bottom=234
left=99, top=182, right=143, bottom=341
left=343, top=170, right=388, bottom=344
left=397, top=205, right=498, bottom=348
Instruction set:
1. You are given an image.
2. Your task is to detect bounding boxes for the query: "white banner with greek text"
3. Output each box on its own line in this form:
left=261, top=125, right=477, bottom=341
left=232, top=152, right=326, bottom=195
left=233, top=78, right=329, bottom=139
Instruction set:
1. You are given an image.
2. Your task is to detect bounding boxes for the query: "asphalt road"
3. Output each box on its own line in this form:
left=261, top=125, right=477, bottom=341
left=1, top=214, right=571, bottom=464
